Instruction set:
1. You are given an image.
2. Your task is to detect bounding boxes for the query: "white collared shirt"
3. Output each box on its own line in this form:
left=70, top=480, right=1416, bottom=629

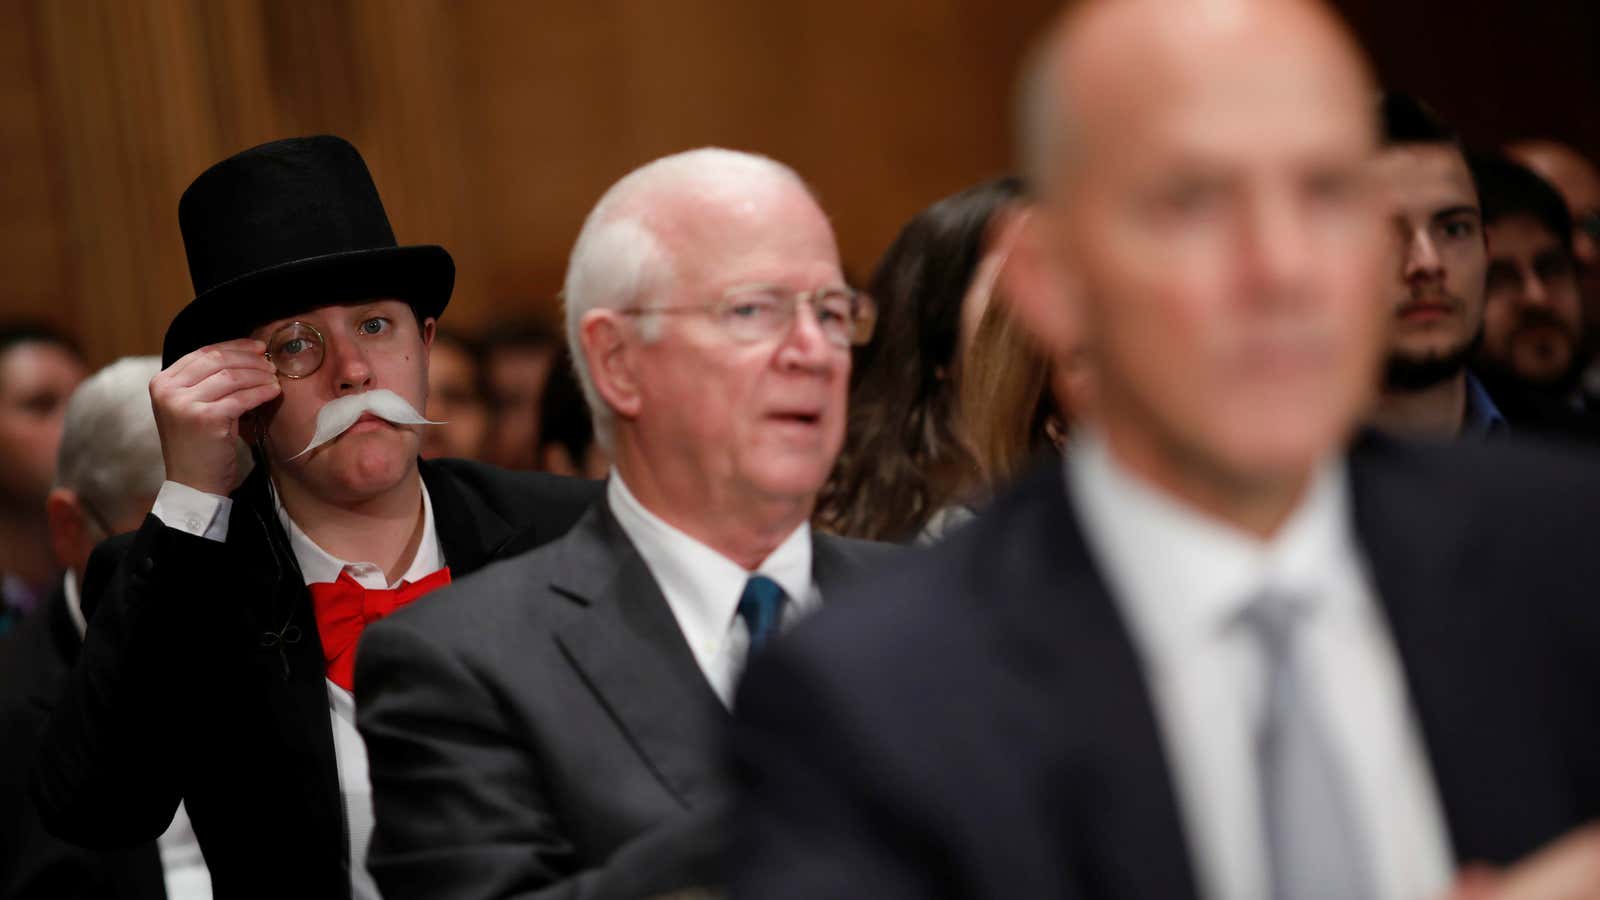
left=276, top=485, right=441, bottom=900
left=64, top=570, right=214, bottom=899
left=1065, top=431, right=1453, bottom=900
left=153, top=477, right=443, bottom=900
left=606, top=471, right=820, bottom=707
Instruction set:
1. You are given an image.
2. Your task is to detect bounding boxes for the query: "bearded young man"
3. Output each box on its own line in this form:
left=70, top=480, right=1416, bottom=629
left=30, top=136, right=599, bottom=900
left=1369, top=93, right=1504, bottom=439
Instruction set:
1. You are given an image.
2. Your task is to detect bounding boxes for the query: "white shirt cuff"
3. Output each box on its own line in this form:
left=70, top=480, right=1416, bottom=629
left=152, top=481, right=232, bottom=543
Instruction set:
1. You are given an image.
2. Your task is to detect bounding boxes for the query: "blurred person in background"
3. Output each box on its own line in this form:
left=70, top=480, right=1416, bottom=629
left=814, top=176, right=1026, bottom=542
left=731, top=1, right=1600, bottom=898
left=535, top=350, right=609, bottom=478
left=481, top=321, right=561, bottom=470
left=1470, top=153, right=1599, bottom=441
left=1, top=356, right=212, bottom=900
left=356, top=148, right=892, bottom=899
left=420, top=328, right=490, bottom=461
left=955, top=296, right=1080, bottom=501
left=0, top=324, right=87, bottom=635
left=1368, top=93, right=1503, bottom=439
left=1507, top=140, right=1600, bottom=404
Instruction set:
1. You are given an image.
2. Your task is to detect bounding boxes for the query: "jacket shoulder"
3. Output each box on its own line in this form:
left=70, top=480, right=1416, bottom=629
left=427, top=458, right=603, bottom=512
left=815, top=532, right=902, bottom=568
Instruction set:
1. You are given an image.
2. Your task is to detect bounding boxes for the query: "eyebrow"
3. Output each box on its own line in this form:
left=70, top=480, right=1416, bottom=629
left=1431, top=205, right=1480, bottom=221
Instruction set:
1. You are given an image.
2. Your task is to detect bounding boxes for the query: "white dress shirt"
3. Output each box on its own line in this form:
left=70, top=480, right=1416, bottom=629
left=1065, top=432, right=1453, bottom=900
left=606, top=472, right=820, bottom=707
left=64, top=569, right=213, bottom=899
left=153, top=477, right=444, bottom=900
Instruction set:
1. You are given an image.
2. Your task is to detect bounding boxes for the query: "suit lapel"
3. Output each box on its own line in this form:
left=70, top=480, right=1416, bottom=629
left=421, top=458, right=515, bottom=577
left=987, top=463, right=1202, bottom=900
left=225, top=468, right=348, bottom=862
left=810, top=533, right=871, bottom=597
left=1346, top=435, right=1571, bottom=864
left=549, top=504, right=728, bottom=809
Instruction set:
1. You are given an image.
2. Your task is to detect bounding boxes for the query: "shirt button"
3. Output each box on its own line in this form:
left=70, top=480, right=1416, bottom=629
left=187, top=516, right=202, bottom=531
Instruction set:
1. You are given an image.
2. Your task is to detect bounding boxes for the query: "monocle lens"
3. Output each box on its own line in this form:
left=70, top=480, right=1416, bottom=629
left=267, top=321, right=325, bottom=378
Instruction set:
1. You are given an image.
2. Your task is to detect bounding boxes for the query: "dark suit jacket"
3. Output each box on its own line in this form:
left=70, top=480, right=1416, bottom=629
left=29, top=459, right=601, bottom=900
left=0, top=584, right=165, bottom=900
left=354, top=499, right=895, bottom=900
left=729, top=434, right=1600, bottom=899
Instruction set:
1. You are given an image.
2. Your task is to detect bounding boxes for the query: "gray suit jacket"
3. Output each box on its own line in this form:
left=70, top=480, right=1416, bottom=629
left=354, top=498, right=892, bottom=900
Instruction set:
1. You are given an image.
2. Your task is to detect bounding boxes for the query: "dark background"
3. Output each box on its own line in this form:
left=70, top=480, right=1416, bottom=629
left=1341, top=0, right=1600, bottom=153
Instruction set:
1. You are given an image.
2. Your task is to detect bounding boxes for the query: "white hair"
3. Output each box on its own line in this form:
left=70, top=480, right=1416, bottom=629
left=54, top=356, right=167, bottom=523
left=562, top=148, right=808, bottom=450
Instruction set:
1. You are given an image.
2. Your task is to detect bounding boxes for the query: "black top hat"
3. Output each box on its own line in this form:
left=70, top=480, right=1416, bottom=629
left=162, top=135, right=454, bottom=368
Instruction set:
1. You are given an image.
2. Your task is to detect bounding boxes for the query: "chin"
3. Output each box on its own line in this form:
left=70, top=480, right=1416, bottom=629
left=1202, top=397, right=1353, bottom=485
left=312, top=437, right=417, bottom=502
left=746, top=458, right=832, bottom=504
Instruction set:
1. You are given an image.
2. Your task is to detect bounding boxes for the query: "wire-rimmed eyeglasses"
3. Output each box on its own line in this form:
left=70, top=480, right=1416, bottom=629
left=618, top=284, right=877, bottom=348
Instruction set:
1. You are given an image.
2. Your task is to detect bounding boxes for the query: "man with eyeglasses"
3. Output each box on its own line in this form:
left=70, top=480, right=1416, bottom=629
left=354, top=148, right=893, bottom=899
left=31, top=136, right=600, bottom=900
left=1470, top=153, right=1600, bottom=441
left=1507, top=139, right=1600, bottom=411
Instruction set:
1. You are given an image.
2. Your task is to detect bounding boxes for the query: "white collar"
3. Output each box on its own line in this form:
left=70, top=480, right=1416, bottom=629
left=64, top=569, right=86, bottom=639
left=605, top=469, right=814, bottom=667
left=1066, top=428, right=1357, bottom=660
left=273, top=480, right=444, bottom=589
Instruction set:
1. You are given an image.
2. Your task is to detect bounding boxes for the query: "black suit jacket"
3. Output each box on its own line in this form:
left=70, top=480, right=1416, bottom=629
left=354, top=499, right=896, bottom=900
left=729, top=434, right=1600, bottom=899
left=0, top=584, right=166, bottom=900
left=29, top=459, right=601, bottom=900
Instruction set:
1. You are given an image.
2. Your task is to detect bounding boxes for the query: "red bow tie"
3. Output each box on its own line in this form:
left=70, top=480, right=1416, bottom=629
left=308, top=567, right=451, bottom=690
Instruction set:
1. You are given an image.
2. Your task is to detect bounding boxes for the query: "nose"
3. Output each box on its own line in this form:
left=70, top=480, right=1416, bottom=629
left=1239, top=192, right=1312, bottom=304
left=1517, top=267, right=1551, bottom=309
left=323, top=329, right=373, bottom=395
left=775, top=298, right=837, bottom=374
left=1574, top=232, right=1598, bottom=271
left=1403, top=230, right=1444, bottom=284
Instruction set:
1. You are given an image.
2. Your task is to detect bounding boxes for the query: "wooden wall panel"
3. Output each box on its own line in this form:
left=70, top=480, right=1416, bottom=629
left=8, top=1, right=1591, bottom=366
left=0, top=0, right=1057, bottom=363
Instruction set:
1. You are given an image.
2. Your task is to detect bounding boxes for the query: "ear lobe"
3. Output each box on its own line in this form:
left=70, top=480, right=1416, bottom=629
left=579, top=310, right=642, bottom=421
left=997, top=208, right=1085, bottom=362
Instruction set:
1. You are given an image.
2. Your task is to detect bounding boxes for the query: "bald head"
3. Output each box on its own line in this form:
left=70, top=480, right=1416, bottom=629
left=1005, top=0, right=1387, bottom=531
left=1024, top=0, right=1375, bottom=199
left=1508, top=141, right=1600, bottom=210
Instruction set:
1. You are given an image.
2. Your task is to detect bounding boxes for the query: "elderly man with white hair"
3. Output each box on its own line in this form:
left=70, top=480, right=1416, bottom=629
left=355, top=147, right=892, bottom=899
left=1, top=356, right=212, bottom=899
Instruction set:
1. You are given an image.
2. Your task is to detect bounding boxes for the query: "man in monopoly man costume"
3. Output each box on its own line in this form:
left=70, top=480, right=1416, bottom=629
left=31, top=135, right=600, bottom=900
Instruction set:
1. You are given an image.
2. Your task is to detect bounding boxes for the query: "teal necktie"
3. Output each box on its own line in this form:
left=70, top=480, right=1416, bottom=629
left=737, top=575, right=788, bottom=652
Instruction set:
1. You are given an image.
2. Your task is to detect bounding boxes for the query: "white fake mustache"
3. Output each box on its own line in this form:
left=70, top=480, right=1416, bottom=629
left=289, top=389, right=443, bottom=460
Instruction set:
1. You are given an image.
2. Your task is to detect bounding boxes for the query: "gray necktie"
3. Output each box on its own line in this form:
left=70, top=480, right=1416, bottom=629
left=1240, top=591, right=1373, bottom=900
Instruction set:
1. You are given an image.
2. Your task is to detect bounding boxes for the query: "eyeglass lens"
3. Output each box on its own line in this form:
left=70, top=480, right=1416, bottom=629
left=266, top=322, right=325, bottom=378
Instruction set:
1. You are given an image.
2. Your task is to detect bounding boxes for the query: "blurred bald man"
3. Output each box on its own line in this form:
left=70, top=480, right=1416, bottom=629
left=730, top=2, right=1600, bottom=899
left=1508, top=140, right=1600, bottom=403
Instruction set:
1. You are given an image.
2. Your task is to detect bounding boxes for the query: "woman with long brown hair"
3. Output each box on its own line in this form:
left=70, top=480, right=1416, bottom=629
left=815, top=176, right=1026, bottom=542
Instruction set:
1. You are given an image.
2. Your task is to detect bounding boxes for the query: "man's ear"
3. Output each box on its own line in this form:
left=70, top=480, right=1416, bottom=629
left=579, top=310, right=642, bottom=421
left=997, top=207, right=1085, bottom=363
left=420, top=316, right=437, bottom=349
left=45, top=487, right=86, bottom=575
